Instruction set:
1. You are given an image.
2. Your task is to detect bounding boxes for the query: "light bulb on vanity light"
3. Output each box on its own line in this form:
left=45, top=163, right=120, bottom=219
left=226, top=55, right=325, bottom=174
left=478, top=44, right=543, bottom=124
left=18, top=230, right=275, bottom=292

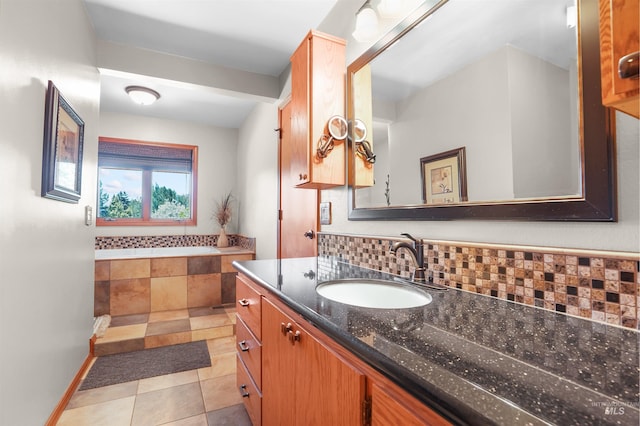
left=352, top=0, right=379, bottom=42
left=125, top=85, right=161, bottom=106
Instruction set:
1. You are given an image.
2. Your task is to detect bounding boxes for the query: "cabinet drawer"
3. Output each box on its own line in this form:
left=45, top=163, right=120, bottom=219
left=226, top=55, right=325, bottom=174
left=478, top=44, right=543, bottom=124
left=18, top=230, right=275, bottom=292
left=237, top=354, right=262, bottom=426
left=237, top=316, right=262, bottom=390
left=236, top=274, right=262, bottom=340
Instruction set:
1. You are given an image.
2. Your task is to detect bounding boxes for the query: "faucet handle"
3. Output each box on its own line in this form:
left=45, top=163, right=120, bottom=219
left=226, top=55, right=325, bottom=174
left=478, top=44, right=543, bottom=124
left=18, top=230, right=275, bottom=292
left=401, top=233, right=418, bottom=243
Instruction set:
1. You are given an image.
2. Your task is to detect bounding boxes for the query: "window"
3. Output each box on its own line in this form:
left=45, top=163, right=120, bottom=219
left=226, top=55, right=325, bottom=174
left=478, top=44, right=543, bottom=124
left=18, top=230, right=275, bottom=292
left=97, top=137, right=198, bottom=226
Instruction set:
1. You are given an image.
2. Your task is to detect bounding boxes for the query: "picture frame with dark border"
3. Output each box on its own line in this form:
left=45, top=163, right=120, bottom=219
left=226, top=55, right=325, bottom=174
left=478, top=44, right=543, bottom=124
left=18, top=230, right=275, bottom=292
left=420, top=147, right=467, bottom=204
left=41, top=80, right=84, bottom=203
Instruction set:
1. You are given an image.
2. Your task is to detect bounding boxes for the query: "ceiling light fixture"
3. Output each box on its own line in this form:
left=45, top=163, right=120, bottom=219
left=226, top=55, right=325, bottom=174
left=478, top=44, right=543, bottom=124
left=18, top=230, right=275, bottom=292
left=352, top=0, right=379, bottom=42
left=125, top=85, right=160, bottom=105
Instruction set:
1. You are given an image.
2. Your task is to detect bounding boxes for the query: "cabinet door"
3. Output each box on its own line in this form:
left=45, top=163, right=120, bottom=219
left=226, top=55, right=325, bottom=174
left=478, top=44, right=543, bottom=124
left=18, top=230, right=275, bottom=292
left=262, top=298, right=365, bottom=425
left=262, top=298, right=297, bottom=426
left=599, top=0, right=639, bottom=118
left=372, top=383, right=451, bottom=426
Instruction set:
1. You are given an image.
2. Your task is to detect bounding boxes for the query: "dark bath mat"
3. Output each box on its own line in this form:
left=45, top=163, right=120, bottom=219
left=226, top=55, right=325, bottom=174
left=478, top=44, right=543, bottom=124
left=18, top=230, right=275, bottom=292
left=79, top=340, right=211, bottom=390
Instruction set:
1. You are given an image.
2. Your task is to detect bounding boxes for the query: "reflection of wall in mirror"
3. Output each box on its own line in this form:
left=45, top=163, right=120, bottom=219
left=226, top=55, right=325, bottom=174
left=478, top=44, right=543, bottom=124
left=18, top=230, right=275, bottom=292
left=370, top=45, right=578, bottom=206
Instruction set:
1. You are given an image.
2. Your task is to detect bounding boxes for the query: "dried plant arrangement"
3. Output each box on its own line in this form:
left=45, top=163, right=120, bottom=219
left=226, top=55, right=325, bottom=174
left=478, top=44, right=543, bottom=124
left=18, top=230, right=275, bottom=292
left=214, top=192, right=233, bottom=228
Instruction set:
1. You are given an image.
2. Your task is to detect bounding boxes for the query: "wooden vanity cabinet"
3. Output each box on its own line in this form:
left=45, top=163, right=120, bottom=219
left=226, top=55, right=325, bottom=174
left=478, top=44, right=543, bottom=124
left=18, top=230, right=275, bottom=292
left=599, top=0, right=639, bottom=118
left=290, top=30, right=346, bottom=189
left=235, top=275, right=263, bottom=426
left=261, top=297, right=366, bottom=425
left=235, top=272, right=451, bottom=425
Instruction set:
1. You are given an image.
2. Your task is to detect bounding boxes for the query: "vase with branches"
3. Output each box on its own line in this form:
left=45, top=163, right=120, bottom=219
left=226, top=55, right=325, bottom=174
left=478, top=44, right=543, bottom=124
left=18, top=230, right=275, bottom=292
left=214, top=192, right=233, bottom=247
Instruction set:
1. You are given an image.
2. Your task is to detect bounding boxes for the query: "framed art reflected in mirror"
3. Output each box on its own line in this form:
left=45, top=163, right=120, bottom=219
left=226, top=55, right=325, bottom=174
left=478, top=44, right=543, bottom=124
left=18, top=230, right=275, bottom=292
left=420, top=147, right=467, bottom=205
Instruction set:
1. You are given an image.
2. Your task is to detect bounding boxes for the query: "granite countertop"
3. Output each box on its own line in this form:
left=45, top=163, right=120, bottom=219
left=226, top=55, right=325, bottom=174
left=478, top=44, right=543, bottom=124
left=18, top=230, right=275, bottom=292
left=233, top=256, right=640, bottom=426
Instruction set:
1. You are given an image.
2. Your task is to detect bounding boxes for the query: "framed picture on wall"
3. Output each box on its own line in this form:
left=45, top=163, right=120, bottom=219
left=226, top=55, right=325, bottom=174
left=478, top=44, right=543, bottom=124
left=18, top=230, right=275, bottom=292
left=420, top=147, right=467, bottom=205
left=41, top=80, right=85, bottom=203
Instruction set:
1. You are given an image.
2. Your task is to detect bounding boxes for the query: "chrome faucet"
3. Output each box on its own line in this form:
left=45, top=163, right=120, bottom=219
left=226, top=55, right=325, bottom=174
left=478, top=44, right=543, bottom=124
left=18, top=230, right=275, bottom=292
left=390, top=233, right=427, bottom=282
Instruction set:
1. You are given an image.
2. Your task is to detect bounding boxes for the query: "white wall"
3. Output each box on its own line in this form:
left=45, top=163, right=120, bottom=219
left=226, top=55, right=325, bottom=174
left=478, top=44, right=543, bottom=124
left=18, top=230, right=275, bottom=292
left=237, top=102, right=280, bottom=260
left=96, top=112, right=239, bottom=236
left=0, top=0, right=99, bottom=424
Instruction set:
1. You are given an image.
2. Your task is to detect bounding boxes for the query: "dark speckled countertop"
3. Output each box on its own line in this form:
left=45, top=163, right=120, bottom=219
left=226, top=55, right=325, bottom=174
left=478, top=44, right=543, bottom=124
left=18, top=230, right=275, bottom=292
left=233, top=256, right=640, bottom=426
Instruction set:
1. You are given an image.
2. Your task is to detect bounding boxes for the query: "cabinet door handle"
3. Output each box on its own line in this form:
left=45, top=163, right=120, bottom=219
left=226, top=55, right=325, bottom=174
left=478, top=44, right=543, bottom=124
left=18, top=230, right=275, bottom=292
left=288, top=330, right=301, bottom=345
left=304, top=229, right=315, bottom=239
left=238, top=340, right=250, bottom=352
left=239, top=384, right=250, bottom=398
left=280, top=322, right=292, bottom=336
left=619, top=51, right=639, bottom=79
left=238, top=298, right=250, bottom=307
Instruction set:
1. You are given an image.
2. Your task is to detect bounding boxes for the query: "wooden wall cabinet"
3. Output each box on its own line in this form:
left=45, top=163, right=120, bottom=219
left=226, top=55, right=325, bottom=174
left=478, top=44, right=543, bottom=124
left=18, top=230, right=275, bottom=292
left=599, top=0, right=639, bottom=118
left=349, top=63, right=375, bottom=188
left=290, top=30, right=346, bottom=189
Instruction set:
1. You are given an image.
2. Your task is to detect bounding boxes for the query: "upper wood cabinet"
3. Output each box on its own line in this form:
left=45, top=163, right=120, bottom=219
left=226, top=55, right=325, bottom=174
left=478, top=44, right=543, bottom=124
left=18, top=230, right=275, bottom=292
left=290, top=30, right=346, bottom=189
left=599, top=0, right=639, bottom=118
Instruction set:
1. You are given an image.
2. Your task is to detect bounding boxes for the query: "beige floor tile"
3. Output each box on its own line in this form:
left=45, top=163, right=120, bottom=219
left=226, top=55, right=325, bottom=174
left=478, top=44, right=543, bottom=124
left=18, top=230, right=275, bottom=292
left=131, top=382, right=205, bottom=426
left=137, top=369, right=199, bottom=394
left=57, top=396, right=135, bottom=426
left=159, top=413, right=208, bottom=426
left=206, top=336, right=236, bottom=356
left=97, top=323, right=147, bottom=344
left=189, top=313, right=232, bottom=330
left=66, top=381, right=138, bottom=409
left=148, top=308, right=190, bottom=323
left=200, top=374, right=242, bottom=412
left=197, top=352, right=236, bottom=380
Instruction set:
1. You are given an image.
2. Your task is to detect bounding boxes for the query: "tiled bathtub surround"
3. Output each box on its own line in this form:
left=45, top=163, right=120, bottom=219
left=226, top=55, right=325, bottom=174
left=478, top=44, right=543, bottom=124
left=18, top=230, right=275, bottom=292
left=318, top=233, right=640, bottom=330
left=95, top=234, right=256, bottom=251
left=94, top=252, right=255, bottom=317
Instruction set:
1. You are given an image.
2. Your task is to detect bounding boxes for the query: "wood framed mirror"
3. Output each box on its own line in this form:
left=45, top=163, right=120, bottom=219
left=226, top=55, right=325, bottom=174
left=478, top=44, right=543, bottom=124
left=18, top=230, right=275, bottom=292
left=347, top=0, right=616, bottom=221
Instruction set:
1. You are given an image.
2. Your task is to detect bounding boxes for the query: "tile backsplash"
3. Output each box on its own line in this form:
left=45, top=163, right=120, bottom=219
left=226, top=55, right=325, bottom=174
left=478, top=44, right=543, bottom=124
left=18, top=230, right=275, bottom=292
left=95, top=234, right=255, bottom=251
left=318, top=233, right=639, bottom=330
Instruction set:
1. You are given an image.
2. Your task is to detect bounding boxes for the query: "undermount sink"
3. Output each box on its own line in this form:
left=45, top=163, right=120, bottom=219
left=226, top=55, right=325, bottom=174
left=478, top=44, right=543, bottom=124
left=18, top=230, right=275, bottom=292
left=316, top=279, right=432, bottom=309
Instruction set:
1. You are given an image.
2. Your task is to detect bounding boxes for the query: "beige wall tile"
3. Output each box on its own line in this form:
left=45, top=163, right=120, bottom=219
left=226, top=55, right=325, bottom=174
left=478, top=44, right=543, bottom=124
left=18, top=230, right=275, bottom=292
left=144, top=331, right=191, bottom=349
left=95, top=261, right=110, bottom=281
left=221, top=254, right=254, bottom=273
left=110, top=278, right=150, bottom=316
left=191, top=325, right=234, bottom=341
left=151, top=257, right=187, bottom=278
left=111, top=259, right=150, bottom=280
left=151, top=276, right=187, bottom=311
left=187, top=274, right=221, bottom=308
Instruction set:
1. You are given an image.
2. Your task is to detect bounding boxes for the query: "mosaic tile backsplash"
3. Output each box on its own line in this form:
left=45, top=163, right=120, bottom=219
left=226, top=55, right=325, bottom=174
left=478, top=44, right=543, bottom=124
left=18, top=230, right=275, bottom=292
left=95, top=234, right=256, bottom=251
left=318, top=233, right=640, bottom=330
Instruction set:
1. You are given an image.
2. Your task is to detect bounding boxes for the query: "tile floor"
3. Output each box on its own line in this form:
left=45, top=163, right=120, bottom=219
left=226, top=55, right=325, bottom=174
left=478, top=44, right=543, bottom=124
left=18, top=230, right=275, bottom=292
left=57, top=308, right=251, bottom=426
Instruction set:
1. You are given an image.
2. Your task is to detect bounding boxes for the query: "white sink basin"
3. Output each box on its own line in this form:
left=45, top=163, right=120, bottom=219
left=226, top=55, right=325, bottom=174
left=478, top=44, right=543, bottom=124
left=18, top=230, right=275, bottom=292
left=316, top=279, right=432, bottom=309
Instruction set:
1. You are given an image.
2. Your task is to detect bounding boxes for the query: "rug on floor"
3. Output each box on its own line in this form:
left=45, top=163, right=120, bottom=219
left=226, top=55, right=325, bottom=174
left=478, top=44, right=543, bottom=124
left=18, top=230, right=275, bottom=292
left=79, top=340, right=211, bottom=390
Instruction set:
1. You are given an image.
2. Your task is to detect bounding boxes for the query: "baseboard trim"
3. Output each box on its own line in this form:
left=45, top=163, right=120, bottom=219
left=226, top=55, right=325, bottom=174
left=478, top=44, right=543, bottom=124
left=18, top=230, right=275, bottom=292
left=45, top=335, right=96, bottom=426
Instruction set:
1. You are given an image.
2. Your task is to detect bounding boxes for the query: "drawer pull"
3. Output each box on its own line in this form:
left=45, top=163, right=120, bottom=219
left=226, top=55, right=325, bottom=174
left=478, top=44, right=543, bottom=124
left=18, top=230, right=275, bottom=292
left=238, top=298, right=250, bottom=307
left=238, top=340, right=250, bottom=352
left=288, top=330, right=301, bottom=345
left=280, top=322, right=292, bottom=336
left=619, top=51, right=639, bottom=79
left=239, top=384, right=250, bottom=398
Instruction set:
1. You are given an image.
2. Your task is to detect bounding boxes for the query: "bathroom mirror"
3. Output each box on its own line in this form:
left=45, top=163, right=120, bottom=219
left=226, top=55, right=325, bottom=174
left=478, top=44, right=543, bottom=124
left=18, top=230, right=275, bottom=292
left=347, top=0, right=616, bottom=221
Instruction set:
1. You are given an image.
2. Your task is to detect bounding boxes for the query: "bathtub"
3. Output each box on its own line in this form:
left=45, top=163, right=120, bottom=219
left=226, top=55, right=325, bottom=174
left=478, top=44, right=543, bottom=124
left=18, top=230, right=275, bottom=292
left=95, top=246, right=221, bottom=260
